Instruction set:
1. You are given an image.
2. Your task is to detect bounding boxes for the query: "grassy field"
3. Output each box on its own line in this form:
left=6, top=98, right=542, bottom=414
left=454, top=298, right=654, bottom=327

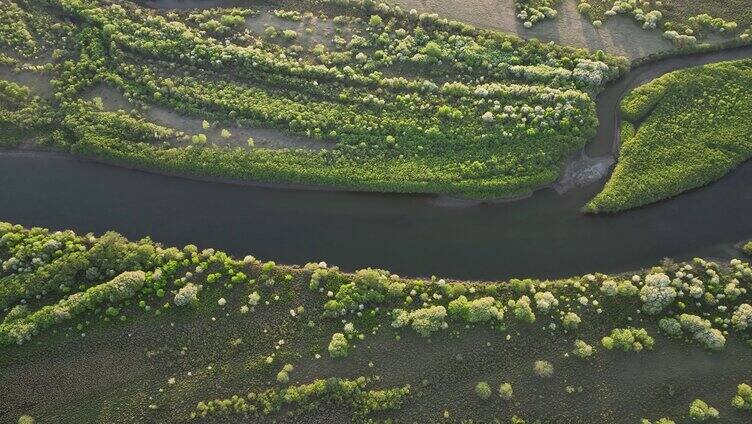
left=3, top=222, right=752, bottom=423
left=586, top=59, right=752, bottom=213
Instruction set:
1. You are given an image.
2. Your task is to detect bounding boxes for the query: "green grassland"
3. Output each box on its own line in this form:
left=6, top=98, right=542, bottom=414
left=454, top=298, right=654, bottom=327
left=586, top=58, right=752, bottom=212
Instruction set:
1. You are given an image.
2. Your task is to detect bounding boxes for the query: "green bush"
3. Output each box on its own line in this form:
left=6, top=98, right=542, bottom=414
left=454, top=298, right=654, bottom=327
left=328, top=332, right=349, bottom=358
left=475, top=381, right=492, bottom=400
left=601, top=327, right=654, bottom=352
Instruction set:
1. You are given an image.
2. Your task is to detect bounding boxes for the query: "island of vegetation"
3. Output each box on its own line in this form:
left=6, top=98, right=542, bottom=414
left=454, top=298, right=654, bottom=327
left=587, top=58, right=752, bottom=212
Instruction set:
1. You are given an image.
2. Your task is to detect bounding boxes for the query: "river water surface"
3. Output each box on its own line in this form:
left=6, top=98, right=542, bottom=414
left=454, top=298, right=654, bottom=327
left=2, top=41, right=752, bottom=280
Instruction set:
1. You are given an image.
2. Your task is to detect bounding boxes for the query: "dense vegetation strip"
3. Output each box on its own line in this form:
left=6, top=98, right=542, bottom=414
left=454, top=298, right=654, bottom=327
left=586, top=58, right=752, bottom=212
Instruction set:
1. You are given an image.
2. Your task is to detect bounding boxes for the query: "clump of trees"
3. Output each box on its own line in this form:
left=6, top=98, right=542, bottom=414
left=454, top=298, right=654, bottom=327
left=601, top=327, right=654, bottom=352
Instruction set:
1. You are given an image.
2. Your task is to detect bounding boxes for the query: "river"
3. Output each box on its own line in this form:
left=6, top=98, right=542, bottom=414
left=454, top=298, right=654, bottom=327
left=2, top=39, right=752, bottom=281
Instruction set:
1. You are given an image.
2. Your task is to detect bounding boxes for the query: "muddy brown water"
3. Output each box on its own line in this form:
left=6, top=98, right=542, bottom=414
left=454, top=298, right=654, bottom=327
left=1, top=36, right=752, bottom=281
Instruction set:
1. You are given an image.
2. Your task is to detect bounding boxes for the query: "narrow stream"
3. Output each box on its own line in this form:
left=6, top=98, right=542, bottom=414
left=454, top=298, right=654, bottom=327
left=2, top=42, right=752, bottom=280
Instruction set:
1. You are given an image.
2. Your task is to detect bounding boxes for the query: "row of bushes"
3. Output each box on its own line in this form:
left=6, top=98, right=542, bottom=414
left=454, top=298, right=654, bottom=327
left=192, top=377, right=410, bottom=421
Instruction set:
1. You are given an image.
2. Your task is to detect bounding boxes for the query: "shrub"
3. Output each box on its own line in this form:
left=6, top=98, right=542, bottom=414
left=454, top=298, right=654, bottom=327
left=174, top=282, right=200, bottom=306
left=0, top=271, right=146, bottom=346
left=562, top=312, right=582, bottom=330
left=368, top=15, right=383, bottom=26
left=600, top=280, right=618, bottom=296
left=732, top=304, right=752, bottom=331
left=732, top=383, right=752, bottom=410
left=533, top=360, right=554, bottom=378
left=658, top=317, right=683, bottom=338
left=511, top=296, right=536, bottom=323
left=572, top=339, right=594, bottom=359
left=617, top=280, right=639, bottom=297
left=688, top=399, right=719, bottom=421
left=639, top=273, right=676, bottom=315
left=475, top=381, right=492, bottom=400
left=281, top=29, right=298, bottom=40
left=499, top=382, right=513, bottom=400
left=276, top=370, right=290, bottom=383
left=328, top=333, right=349, bottom=358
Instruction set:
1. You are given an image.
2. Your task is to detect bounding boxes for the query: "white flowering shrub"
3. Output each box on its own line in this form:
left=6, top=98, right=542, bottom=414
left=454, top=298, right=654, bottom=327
left=534, top=291, right=559, bottom=313
left=514, top=0, right=560, bottom=28
left=640, top=273, right=676, bottom=315
left=693, top=328, right=726, bottom=351
left=724, top=282, right=742, bottom=301
left=447, top=296, right=504, bottom=323
left=174, top=283, right=201, bottom=307
left=327, top=332, right=349, bottom=358
left=732, top=304, right=752, bottom=331
left=600, top=280, right=618, bottom=296
left=562, top=312, right=581, bottom=330
left=663, top=30, right=697, bottom=47
left=248, top=291, right=261, bottom=306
